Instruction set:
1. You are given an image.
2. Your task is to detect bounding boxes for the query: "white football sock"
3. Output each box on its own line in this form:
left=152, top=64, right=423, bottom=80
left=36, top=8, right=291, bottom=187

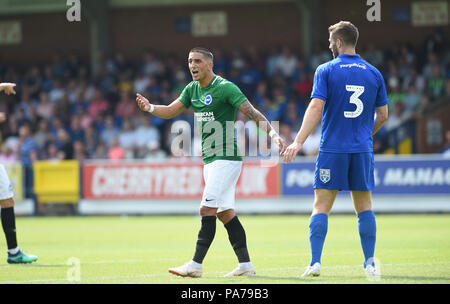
left=8, top=247, right=19, bottom=255
left=190, top=260, right=202, bottom=269
left=239, top=262, right=253, bottom=269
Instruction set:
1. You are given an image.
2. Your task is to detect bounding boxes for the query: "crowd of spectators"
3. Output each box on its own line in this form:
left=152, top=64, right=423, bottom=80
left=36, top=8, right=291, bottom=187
left=0, top=29, right=449, bottom=167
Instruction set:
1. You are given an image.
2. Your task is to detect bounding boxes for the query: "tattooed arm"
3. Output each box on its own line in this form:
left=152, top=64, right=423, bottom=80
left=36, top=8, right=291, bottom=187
left=238, top=100, right=286, bottom=154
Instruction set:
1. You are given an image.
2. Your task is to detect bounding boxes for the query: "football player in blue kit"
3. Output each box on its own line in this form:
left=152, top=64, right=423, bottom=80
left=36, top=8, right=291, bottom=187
left=283, top=21, right=388, bottom=277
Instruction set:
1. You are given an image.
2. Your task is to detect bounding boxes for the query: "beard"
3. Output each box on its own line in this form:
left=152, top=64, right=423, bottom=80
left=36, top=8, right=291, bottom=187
left=331, top=44, right=339, bottom=58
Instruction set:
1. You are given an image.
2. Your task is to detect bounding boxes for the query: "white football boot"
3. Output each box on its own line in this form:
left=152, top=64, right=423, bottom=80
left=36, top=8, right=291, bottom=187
left=364, top=264, right=381, bottom=280
left=301, top=262, right=321, bottom=277
left=168, top=261, right=202, bottom=278
left=224, top=265, right=256, bottom=277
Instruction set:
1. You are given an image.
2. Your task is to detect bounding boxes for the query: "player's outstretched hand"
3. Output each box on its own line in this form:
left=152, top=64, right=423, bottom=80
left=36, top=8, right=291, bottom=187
left=0, top=83, right=16, bottom=95
left=0, top=112, right=5, bottom=123
left=136, top=93, right=151, bottom=112
left=272, top=134, right=286, bottom=155
left=282, top=141, right=302, bottom=163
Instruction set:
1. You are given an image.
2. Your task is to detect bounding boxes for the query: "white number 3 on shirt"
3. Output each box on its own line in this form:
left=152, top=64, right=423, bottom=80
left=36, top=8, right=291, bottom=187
left=344, top=85, right=364, bottom=118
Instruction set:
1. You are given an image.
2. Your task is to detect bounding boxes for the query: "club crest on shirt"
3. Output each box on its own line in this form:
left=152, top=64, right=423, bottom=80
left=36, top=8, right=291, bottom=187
left=204, top=94, right=212, bottom=105
left=320, top=169, right=330, bottom=183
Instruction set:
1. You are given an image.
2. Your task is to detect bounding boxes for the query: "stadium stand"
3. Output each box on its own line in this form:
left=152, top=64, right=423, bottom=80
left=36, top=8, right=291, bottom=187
left=1, top=32, right=448, bottom=166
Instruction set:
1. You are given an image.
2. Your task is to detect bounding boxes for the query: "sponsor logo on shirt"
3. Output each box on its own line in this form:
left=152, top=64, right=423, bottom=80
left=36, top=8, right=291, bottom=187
left=194, top=111, right=215, bottom=121
left=339, top=63, right=366, bottom=69
left=204, top=94, right=212, bottom=105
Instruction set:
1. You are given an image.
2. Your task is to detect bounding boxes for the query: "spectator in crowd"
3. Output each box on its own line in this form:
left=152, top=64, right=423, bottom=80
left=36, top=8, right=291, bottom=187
left=423, top=52, right=444, bottom=80
left=48, top=78, right=66, bottom=104
left=0, top=145, right=17, bottom=164
left=46, top=142, right=61, bottom=161
left=364, top=43, right=384, bottom=68
left=417, top=94, right=431, bottom=114
left=279, top=123, right=293, bottom=145
left=265, top=46, right=280, bottom=77
left=18, top=124, right=39, bottom=207
left=73, top=140, right=87, bottom=162
left=134, top=71, right=150, bottom=93
left=83, top=124, right=99, bottom=157
left=134, top=115, right=160, bottom=158
left=56, top=128, right=74, bottom=160
left=19, top=123, right=39, bottom=167
left=427, top=65, right=446, bottom=98
left=115, top=91, right=138, bottom=121
left=118, top=119, right=137, bottom=158
left=239, top=61, right=261, bottom=96
left=310, top=43, right=333, bottom=70
left=141, top=51, right=163, bottom=77
left=283, top=102, right=303, bottom=136
left=301, top=126, right=321, bottom=156
left=35, top=91, right=55, bottom=120
left=69, top=115, right=85, bottom=142
left=92, top=141, right=108, bottom=159
left=385, top=101, right=409, bottom=132
left=88, top=89, right=109, bottom=119
left=108, top=137, right=125, bottom=161
left=295, top=71, right=313, bottom=99
left=33, top=119, right=54, bottom=151
left=402, top=67, right=425, bottom=93
left=144, top=140, right=167, bottom=161
left=17, top=89, right=36, bottom=121
left=275, top=47, right=298, bottom=79
left=230, top=49, right=246, bottom=70
left=100, top=115, right=119, bottom=148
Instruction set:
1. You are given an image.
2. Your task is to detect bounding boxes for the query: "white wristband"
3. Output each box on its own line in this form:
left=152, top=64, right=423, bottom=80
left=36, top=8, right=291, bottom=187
left=148, top=104, right=155, bottom=113
left=269, top=129, right=276, bottom=138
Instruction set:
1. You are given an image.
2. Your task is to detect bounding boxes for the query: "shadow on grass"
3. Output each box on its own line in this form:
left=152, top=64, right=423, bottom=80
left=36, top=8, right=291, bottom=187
left=0, top=263, right=68, bottom=268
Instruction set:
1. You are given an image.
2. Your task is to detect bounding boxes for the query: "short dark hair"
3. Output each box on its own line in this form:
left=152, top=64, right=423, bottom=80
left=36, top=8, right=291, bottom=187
left=189, top=47, right=214, bottom=61
left=328, top=21, right=359, bottom=47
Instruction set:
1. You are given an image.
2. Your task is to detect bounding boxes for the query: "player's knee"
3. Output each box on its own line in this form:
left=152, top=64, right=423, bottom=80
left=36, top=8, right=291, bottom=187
left=199, top=206, right=217, bottom=217
left=312, top=200, right=331, bottom=215
left=354, top=202, right=372, bottom=214
left=0, top=198, right=15, bottom=208
left=217, top=209, right=235, bottom=224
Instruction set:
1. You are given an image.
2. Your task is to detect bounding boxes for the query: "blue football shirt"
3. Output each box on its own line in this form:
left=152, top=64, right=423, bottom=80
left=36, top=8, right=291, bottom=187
left=311, top=54, right=388, bottom=153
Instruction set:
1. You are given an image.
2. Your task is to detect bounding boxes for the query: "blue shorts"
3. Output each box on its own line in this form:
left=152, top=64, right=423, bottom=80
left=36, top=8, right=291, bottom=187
left=313, top=152, right=375, bottom=191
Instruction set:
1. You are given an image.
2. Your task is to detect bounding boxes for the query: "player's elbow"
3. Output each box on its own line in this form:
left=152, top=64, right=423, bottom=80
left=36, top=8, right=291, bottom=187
left=309, top=99, right=324, bottom=115
left=376, top=106, right=388, bottom=124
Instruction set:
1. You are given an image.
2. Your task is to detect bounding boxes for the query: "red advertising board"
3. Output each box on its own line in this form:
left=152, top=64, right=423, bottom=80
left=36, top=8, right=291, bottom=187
left=82, top=161, right=279, bottom=199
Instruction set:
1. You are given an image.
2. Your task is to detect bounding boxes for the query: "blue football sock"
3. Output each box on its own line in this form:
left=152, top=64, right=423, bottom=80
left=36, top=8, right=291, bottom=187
left=309, top=213, right=328, bottom=266
left=358, top=210, right=376, bottom=267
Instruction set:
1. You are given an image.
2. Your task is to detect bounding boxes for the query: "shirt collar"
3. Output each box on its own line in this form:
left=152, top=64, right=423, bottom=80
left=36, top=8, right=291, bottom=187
left=338, top=53, right=361, bottom=59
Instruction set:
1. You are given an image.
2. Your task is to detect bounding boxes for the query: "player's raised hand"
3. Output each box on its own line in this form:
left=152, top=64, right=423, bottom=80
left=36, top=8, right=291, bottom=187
left=136, top=93, right=151, bottom=112
left=282, top=141, right=302, bottom=163
left=0, top=83, right=16, bottom=95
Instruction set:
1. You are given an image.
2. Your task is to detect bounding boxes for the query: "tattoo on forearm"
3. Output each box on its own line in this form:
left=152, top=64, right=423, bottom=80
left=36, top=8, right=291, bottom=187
left=240, top=101, right=272, bottom=133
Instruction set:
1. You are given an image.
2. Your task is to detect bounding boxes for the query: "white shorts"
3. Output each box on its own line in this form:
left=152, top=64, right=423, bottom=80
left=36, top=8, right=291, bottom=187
left=201, top=160, right=242, bottom=213
left=0, top=164, right=14, bottom=200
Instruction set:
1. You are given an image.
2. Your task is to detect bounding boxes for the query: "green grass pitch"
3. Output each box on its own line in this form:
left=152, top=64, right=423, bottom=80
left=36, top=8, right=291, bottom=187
left=0, top=214, right=449, bottom=284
